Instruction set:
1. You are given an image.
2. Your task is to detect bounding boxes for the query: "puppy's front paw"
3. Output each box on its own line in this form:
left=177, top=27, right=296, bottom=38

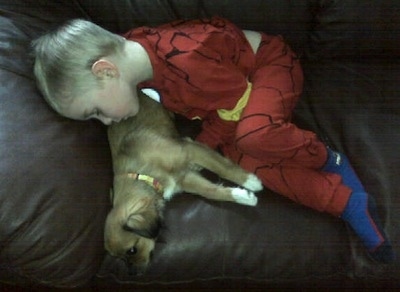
left=163, top=185, right=177, bottom=201
left=230, top=188, right=258, bottom=206
left=243, top=174, right=263, bottom=192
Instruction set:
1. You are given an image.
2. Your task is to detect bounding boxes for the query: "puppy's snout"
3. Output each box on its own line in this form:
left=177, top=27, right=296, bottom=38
left=125, top=259, right=146, bottom=276
left=126, top=260, right=137, bottom=276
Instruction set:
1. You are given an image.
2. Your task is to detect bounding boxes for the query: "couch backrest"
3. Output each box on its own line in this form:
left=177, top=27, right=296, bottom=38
left=77, top=0, right=400, bottom=59
left=309, top=0, right=400, bottom=59
left=77, top=0, right=315, bottom=55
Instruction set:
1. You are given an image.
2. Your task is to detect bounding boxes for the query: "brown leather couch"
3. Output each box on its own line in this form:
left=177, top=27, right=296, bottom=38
left=1, top=0, right=399, bottom=290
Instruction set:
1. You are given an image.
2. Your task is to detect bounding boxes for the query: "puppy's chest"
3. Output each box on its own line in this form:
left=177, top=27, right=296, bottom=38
left=126, top=132, right=187, bottom=172
left=122, top=149, right=187, bottom=201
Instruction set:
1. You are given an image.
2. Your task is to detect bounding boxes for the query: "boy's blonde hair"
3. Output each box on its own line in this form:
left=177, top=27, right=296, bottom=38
left=32, top=19, right=125, bottom=113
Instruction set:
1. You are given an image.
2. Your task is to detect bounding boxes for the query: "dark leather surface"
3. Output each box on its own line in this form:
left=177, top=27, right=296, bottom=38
left=0, top=0, right=399, bottom=289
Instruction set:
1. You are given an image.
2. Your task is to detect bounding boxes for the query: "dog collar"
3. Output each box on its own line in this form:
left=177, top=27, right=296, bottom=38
left=126, top=173, right=163, bottom=193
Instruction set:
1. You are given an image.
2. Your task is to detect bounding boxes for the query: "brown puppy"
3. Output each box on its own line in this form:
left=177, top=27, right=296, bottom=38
left=104, top=91, right=262, bottom=274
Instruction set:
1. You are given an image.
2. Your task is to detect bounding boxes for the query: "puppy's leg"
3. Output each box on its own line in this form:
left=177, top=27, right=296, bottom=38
left=184, top=141, right=263, bottom=192
left=179, top=171, right=258, bottom=206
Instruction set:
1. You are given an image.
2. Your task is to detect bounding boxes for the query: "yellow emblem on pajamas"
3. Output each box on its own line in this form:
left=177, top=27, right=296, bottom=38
left=217, top=82, right=252, bottom=121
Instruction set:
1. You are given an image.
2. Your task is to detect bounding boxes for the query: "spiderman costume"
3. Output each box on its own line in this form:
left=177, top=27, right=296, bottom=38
left=124, top=17, right=394, bottom=262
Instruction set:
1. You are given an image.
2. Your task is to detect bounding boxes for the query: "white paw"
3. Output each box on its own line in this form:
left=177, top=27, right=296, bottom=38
left=163, top=188, right=175, bottom=201
left=231, top=188, right=258, bottom=206
left=163, top=184, right=178, bottom=201
left=242, top=174, right=263, bottom=192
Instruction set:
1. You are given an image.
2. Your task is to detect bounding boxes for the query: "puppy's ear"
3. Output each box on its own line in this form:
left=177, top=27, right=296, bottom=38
left=123, top=211, right=161, bottom=239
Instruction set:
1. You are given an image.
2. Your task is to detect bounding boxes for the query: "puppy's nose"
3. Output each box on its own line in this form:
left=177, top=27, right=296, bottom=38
left=126, top=261, right=136, bottom=276
left=125, top=259, right=144, bottom=276
left=127, top=264, right=144, bottom=276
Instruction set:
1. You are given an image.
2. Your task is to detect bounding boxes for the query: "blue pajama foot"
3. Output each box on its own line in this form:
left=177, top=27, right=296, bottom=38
left=342, top=192, right=395, bottom=264
left=323, top=148, right=395, bottom=263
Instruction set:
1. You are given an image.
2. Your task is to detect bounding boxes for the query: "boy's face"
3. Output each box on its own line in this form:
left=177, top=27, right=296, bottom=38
left=62, top=80, right=139, bottom=125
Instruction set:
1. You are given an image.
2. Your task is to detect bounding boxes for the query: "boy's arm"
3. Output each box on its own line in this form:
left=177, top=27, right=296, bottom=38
left=196, top=111, right=237, bottom=150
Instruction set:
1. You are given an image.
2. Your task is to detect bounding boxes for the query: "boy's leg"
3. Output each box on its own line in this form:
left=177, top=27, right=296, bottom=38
left=233, top=34, right=394, bottom=263
left=236, top=34, right=328, bottom=169
left=226, top=150, right=351, bottom=215
left=226, top=149, right=394, bottom=263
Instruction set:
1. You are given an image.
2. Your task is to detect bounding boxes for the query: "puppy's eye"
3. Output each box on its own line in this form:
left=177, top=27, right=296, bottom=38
left=126, top=247, right=137, bottom=256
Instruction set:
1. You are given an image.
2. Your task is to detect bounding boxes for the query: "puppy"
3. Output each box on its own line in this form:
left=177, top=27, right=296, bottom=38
left=104, top=91, right=263, bottom=275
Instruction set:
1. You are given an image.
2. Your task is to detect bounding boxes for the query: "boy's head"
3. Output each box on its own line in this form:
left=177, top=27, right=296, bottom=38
left=32, top=19, right=137, bottom=124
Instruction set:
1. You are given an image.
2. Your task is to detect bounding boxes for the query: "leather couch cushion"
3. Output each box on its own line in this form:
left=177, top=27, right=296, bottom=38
left=0, top=0, right=112, bottom=287
left=97, top=192, right=350, bottom=283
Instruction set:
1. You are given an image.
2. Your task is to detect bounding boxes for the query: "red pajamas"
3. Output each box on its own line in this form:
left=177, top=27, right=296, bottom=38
left=222, top=34, right=351, bottom=216
left=126, top=17, right=351, bottom=216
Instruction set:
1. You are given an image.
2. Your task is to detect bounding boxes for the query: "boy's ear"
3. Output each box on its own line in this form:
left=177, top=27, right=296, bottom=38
left=91, top=59, right=119, bottom=78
